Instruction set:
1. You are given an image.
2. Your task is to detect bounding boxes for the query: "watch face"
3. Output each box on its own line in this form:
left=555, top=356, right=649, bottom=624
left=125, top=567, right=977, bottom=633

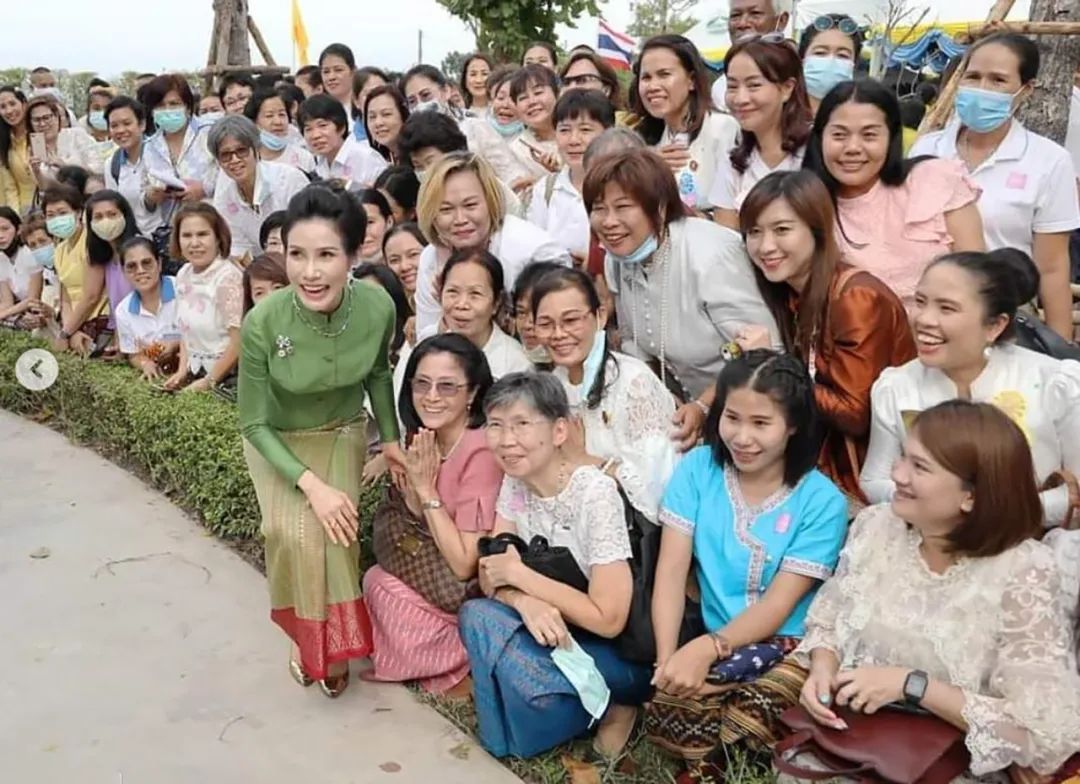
left=906, top=670, right=929, bottom=701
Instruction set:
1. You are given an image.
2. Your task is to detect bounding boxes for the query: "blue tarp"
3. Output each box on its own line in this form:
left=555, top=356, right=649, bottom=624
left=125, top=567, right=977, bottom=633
left=886, top=29, right=968, bottom=73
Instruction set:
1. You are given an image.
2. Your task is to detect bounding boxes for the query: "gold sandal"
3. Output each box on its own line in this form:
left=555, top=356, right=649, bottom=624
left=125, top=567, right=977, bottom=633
left=319, top=668, right=350, bottom=699
left=289, top=657, right=314, bottom=688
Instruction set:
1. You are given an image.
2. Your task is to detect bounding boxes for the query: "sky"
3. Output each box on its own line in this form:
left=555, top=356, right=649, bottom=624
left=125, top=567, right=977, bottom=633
left=1, top=0, right=1026, bottom=77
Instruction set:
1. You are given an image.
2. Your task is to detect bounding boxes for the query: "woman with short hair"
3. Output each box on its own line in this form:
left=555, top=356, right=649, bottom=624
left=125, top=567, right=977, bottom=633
left=103, top=96, right=164, bottom=237
left=26, top=95, right=97, bottom=184
left=141, top=74, right=219, bottom=204
left=244, top=89, right=316, bottom=173
left=299, top=94, right=387, bottom=189
left=115, top=236, right=181, bottom=379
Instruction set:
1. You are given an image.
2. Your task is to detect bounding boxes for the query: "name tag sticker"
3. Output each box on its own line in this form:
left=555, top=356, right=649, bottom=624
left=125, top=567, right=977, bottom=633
left=774, top=512, right=792, bottom=534
left=1006, top=171, right=1027, bottom=189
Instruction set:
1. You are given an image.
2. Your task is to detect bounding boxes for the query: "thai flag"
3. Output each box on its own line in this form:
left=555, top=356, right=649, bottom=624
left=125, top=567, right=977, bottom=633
left=598, top=19, right=636, bottom=71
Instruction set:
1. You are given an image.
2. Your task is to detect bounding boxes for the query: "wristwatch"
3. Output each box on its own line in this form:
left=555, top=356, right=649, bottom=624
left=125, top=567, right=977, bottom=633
left=903, top=669, right=929, bottom=706
left=421, top=497, right=443, bottom=511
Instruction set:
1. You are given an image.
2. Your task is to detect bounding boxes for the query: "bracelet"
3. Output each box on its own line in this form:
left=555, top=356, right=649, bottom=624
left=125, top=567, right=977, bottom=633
left=710, top=631, right=733, bottom=661
left=692, top=399, right=709, bottom=416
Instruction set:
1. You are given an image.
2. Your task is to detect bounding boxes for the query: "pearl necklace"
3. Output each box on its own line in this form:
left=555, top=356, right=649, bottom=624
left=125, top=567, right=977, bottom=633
left=292, top=284, right=353, bottom=338
left=626, top=233, right=672, bottom=387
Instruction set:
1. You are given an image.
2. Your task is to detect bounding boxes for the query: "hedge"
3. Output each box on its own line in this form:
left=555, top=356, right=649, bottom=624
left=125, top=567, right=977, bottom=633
left=0, top=330, right=384, bottom=553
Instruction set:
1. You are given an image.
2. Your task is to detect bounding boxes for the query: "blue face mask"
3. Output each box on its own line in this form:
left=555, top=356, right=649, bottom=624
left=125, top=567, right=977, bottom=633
left=154, top=108, right=189, bottom=134
left=609, top=234, right=659, bottom=265
left=260, top=130, right=288, bottom=152
left=580, top=329, right=607, bottom=394
left=954, top=86, right=1019, bottom=133
left=487, top=113, right=524, bottom=138
left=802, top=56, right=854, bottom=100
left=32, top=244, right=56, bottom=269
left=88, top=110, right=108, bottom=131
left=550, top=636, right=610, bottom=724
left=46, top=214, right=78, bottom=240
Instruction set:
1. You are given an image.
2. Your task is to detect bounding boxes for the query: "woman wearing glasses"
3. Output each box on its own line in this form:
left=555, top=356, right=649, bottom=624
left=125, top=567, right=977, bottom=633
left=26, top=95, right=97, bottom=186
left=797, top=15, right=863, bottom=114
left=559, top=50, right=625, bottom=111
left=710, top=37, right=813, bottom=230
left=363, top=333, right=502, bottom=694
left=114, top=236, right=181, bottom=380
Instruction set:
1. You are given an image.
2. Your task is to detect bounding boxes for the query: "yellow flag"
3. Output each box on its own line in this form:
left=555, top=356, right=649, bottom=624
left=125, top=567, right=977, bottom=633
left=292, top=0, right=310, bottom=66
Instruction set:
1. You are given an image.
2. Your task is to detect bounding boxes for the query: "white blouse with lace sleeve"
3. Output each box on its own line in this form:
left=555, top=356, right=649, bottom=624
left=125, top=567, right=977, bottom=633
left=796, top=504, right=1080, bottom=776
left=556, top=351, right=680, bottom=522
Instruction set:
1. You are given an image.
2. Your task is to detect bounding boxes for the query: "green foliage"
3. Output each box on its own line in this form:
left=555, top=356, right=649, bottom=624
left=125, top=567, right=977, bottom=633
left=628, top=0, right=699, bottom=38
left=441, top=50, right=472, bottom=82
left=0, top=68, right=29, bottom=90
left=0, top=330, right=383, bottom=549
left=436, top=0, right=600, bottom=63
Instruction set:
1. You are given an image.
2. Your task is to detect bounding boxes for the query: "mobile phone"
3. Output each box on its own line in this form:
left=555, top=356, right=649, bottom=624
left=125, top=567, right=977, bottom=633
left=30, top=132, right=47, bottom=160
left=519, top=137, right=545, bottom=156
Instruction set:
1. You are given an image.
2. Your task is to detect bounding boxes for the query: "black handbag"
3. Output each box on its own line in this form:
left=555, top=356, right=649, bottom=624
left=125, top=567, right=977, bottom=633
left=1013, top=312, right=1080, bottom=361
left=477, top=532, right=590, bottom=592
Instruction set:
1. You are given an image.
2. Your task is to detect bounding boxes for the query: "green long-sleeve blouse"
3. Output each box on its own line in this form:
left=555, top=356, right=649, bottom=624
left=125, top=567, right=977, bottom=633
left=238, top=281, right=401, bottom=486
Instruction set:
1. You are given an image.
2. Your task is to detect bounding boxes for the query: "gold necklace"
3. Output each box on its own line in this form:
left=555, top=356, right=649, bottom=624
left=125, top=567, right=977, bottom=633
left=292, top=285, right=353, bottom=338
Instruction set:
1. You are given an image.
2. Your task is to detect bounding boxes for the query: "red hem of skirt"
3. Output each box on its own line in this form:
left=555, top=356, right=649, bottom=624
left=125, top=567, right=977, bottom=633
left=272, top=600, right=374, bottom=681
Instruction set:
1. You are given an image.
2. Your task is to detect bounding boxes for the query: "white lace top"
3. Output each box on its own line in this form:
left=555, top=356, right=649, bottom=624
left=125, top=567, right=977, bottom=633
left=555, top=351, right=679, bottom=523
left=175, top=257, right=243, bottom=374
left=795, top=505, right=1080, bottom=777
left=496, top=465, right=632, bottom=575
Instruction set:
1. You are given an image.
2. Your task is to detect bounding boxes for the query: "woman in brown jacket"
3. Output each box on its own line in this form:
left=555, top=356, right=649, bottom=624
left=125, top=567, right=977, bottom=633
left=734, top=169, right=916, bottom=500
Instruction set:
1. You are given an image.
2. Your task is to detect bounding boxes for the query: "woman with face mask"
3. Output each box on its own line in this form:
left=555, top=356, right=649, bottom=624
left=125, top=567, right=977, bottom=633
left=802, top=78, right=985, bottom=311
left=797, top=15, right=863, bottom=115
left=142, top=74, right=218, bottom=206
left=0, top=86, right=34, bottom=212
left=910, top=33, right=1080, bottom=341
left=460, top=372, right=653, bottom=760
left=103, top=97, right=164, bottom=237
left=584, top=147, right=780, bottom=452
left=43, top=184, right=108, bottom=355
left=861, top=248, right=1080, bottom=528
left=532, top=267, right=679, bottom=522
left=79, top=86, right=118, bottom=174
left=244, top=89, right=316, bottom=174
left=84, top=190, right=139, bottom=344
left=453, top=68, right=534, bottom=192
left=413, top=151, right=570, bottom=340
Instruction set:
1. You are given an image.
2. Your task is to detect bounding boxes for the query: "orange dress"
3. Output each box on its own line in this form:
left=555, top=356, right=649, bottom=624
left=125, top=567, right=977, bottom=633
left=794, top=266, right=916, bottom=500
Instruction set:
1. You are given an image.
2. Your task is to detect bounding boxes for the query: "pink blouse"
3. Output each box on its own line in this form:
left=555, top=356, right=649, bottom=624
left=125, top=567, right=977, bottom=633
left=435, top=428, right=502, bottom=533
left=834, top=158, right=980, bottom=309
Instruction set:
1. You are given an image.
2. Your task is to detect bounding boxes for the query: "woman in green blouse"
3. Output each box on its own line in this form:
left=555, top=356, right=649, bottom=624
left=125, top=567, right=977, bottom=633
left=239, top=183, right=405, bottom=698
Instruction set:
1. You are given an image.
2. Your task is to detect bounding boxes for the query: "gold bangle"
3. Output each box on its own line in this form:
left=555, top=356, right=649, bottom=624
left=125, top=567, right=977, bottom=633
left=710, top=631, right=733, bottom=661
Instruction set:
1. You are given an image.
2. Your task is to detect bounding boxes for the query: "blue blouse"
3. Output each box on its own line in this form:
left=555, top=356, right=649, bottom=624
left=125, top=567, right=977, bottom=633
left=658, top=446, right=848, bottom=637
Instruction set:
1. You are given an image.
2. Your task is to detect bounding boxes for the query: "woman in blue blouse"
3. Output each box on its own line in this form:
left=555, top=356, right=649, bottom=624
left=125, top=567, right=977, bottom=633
left=644, top=350, right=848, bottom=776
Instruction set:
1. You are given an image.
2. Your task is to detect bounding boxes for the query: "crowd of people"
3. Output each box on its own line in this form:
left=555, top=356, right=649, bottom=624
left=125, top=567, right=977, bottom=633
left=2, top=2, right=1080, bottom=781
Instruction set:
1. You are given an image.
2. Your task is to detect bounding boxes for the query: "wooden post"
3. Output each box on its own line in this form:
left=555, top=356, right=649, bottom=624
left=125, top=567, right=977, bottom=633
left=962, top=20, right=1080, bottom=38
left=247, top=15, right=277, bottom=67
left=918, top=0, right=1016, bottom=133
left=1017, top=0, right=1080, bottom=145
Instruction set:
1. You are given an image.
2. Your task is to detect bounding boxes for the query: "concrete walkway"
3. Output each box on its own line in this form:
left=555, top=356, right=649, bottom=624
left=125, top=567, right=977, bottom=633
left=0, top=410, right=520, bottom=784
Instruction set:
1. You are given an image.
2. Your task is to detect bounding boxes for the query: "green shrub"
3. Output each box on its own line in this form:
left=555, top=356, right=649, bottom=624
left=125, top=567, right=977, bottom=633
left=0, top=330, right=384, bottom=548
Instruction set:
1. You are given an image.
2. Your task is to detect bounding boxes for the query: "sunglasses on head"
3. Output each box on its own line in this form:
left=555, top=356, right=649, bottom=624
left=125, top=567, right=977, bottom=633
left=735, top=31, right=787, bottom=44
left=813, top=15, right=860, bottom=35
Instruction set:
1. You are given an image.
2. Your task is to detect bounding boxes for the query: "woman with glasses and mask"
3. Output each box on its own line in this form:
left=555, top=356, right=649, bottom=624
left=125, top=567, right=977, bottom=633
left=209, top=115, right=309, bottom=259
left=460, top=372, right=653, bottom=760
left=244, top=89, right=316, bottom=174
left=115, top=236, right=181, bottom=380
left=798, top=15, right=863, bottom=115
left=910, top=33, right=1080, bottom=340
left=363, top=334, right=501, bottom=694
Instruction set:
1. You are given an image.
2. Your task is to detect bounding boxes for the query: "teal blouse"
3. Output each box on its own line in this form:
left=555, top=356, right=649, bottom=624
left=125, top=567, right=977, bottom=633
left=238, top=281, right=401, bottom=485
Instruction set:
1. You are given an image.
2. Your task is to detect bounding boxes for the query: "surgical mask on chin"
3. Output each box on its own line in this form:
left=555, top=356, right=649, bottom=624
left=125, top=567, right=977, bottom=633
left=487, top=113, right=524, bottom=138
left=524, top=342, right=552, bottom=364
left=260, top=130, right=288, bottom=151
left=413, top=99, right=446, bottom=115
left=194, top=111, right=223, bottom=130
left=608, top=233, right=659, bottom=265
left=91, top=216, right=127, bottom=242
left=802, top=56, right=855, bottom=100
left=415, top=167, right=430, bottom=185
left=550, top=635, right=611, bottom=725
left=32, top=244, right=56, bottom=269
left=46, top=214, right=78, bottom=240
left=580, top=330, right=606, bottom=394
left=88, top=110, right=108, bottom=132
left=954, top=86, right=1019, bottom=134
left=154, top=108, right=188, bottom=134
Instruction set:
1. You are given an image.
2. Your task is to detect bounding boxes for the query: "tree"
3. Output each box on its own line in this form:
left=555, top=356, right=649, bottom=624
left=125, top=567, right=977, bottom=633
left=436, top=0, right=600, bottom=63
left=0, top=68, right=28, bottom=90
left=865, top=0, right=931, bottom=78
left=628, top=0, right=699, bottom=38
left=441, top=50, right=471, bottom=82
left=1017, top=0, right=1080, bottom=144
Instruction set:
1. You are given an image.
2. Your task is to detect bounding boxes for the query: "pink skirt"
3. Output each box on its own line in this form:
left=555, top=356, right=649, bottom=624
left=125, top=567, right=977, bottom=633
left=362, top=566, right=470, bottom=693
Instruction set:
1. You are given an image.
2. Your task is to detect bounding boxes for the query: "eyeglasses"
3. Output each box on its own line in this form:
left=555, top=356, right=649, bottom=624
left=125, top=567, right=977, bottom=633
left=123, top=259, right=157, bottom=273
left=813, top=15, right=859, bottom=35
left=411, top=378, right=468, bottom=398
left=563, top=74, right=604, bottom=88
left=734, top=31, right=787, bottom=44
left=484, top=419, right=545, bottom=440
left=533, top=311, right=593, bottom=338
left=224, top=96, right=249, bottom=110
left=30, top=113, right=57, bottom=126
left=218, top=147, right=252, bottom=163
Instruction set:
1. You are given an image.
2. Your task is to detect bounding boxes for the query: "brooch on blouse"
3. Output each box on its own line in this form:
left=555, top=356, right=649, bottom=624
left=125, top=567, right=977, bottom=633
left=721, top=342, right=742, bottom=362
left=275, top=335, right=294, bottom=358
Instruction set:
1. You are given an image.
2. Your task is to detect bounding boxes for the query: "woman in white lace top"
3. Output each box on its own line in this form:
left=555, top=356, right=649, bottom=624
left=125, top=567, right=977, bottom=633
left=531, top=266, right=679, bottom=521
left=797, top=400, right=1080, bottom=779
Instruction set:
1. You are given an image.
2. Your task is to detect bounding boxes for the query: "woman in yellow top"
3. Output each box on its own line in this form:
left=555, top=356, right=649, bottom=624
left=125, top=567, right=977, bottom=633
left=41, top=183, right=108, bottom=355
left=0, top=86, right=35, bottom=213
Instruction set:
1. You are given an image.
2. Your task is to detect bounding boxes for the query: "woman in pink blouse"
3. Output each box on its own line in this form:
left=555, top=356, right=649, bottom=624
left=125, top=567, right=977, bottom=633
left=803, top=79, right=985, bottom=309
left=363, top=334, right=502, bottom=694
